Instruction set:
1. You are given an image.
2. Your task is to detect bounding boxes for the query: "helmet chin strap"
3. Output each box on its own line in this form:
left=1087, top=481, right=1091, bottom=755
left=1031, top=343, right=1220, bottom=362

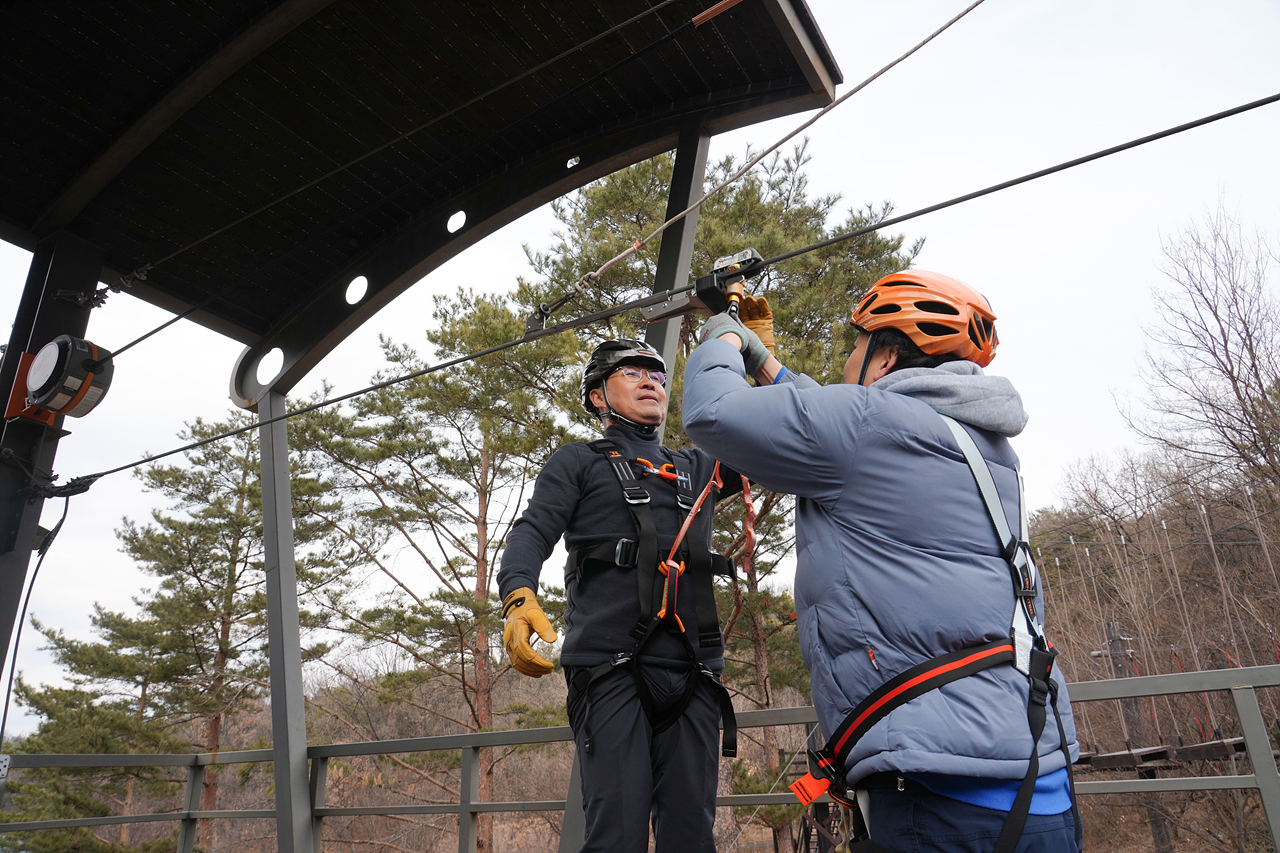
left=856, top=331, right=878, bottom=386
left=599, top=381, right=659, bottom=435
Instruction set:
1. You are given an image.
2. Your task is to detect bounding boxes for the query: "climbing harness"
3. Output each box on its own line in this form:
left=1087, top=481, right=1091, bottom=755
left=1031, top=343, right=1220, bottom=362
left=790, top=415, right=1081, bottom=853
left=565, top=439, right=737, bottom=757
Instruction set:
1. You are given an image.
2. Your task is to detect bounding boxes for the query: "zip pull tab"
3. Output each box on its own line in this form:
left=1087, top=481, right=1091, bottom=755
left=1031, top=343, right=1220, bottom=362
left=897, top=775, right=905, bottom=792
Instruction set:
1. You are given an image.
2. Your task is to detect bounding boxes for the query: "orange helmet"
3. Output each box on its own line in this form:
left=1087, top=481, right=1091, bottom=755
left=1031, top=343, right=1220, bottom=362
left=850, top=270, right=998, bottom=367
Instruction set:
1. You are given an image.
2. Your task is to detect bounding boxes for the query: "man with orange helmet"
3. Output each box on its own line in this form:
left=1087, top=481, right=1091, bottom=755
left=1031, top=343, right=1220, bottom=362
left=683, top=271, right=1080, bottom=852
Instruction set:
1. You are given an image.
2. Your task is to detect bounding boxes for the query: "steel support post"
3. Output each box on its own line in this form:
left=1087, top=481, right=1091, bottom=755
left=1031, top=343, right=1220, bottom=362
left=458, top=745, right=479, bottom=853
left=645, top=115, right=710, bottom=443
left=176, top=763, right=206, bottom=853
left=1232, top=684, right=1280, bottom=849
left=259, top=391, right=316, bottom=853
left=0, top=232, right=102, bottom=676
left=557, top=752, right=585, bottom=853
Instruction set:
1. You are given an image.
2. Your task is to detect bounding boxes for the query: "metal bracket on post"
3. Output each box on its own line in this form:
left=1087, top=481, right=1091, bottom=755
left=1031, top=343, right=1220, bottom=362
left=458, top=745, right=479, bottom=853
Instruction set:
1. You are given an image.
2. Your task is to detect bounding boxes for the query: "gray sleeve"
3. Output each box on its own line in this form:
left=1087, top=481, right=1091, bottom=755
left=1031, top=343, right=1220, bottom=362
left=497, top=444, right=582, bottom=600
left=682, top=339, right=863, bottom=504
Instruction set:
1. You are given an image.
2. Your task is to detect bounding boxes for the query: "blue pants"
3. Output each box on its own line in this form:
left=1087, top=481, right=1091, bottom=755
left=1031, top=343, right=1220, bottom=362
left=566, top=665, right=720, bottom=853
left=867, top=781, right=1079, bottom=853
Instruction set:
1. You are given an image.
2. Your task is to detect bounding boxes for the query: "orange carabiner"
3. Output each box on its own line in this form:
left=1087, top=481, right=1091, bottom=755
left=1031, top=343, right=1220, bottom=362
left=635, top=457, right=679, bottom=481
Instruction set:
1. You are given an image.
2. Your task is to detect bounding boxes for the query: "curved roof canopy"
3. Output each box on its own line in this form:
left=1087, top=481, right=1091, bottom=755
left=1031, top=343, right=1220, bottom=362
left=0, top=0, right=840, bottom=404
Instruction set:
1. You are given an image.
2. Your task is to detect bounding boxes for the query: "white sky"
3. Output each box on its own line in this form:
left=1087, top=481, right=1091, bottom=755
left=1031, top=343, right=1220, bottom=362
left=1, top=0, right=1277, bottom=734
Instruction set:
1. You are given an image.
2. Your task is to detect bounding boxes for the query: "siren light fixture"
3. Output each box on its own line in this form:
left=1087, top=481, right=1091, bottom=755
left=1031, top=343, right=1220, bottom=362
left=25, top=334, right=114, bottom=418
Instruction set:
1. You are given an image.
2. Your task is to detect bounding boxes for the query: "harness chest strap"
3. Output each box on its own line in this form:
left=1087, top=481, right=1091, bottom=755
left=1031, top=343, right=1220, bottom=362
left=581, top=439, right=724, bottom=648
left=571, top=438, right=737, bottom=758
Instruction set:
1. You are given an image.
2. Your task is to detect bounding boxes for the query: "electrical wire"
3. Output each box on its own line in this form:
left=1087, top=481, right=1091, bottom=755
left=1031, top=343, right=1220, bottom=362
left=0, top=498, right=70, bottom=748
left=96, top=0, right=743, bottom=367
left=51, top=89, right=1280, bottom=489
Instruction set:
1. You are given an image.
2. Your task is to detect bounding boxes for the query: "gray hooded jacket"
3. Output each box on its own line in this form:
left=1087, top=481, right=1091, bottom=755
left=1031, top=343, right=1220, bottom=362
left=683, top=341, right=1077, bottom=785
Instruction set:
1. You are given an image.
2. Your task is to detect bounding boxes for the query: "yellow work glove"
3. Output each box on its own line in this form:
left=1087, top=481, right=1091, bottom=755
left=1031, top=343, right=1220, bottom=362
left=502, top=587, right=557, bottom=677
left=740, top=295, right=775, bottom=355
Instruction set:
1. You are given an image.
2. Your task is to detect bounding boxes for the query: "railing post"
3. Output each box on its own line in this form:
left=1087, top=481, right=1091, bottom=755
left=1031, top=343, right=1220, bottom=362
left=458, top=746, right=479, bottom=853
left=309, top=756, right=328, bottom=853
left=1231, top=684, right=1280, bottom=849
left=176, top=762, right=206, bottom=853
left=557, top=752, right=585, bottom=853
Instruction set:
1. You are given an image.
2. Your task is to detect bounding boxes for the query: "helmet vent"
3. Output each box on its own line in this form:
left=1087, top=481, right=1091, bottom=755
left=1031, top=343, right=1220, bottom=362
left=914, top=300, right=960, bottom=316
left=869, top=303, right=901, bottom=315
left=916, top=322, right=959, bottom=338
left=858, top=293, right=879, bottom=312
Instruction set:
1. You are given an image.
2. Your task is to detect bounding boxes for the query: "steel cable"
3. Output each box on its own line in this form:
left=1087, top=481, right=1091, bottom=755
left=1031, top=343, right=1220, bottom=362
left=51, top=90, right=1280, bottom=489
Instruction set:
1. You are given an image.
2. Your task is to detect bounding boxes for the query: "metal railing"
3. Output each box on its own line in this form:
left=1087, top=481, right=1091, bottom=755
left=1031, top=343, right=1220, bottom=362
left=1, top=664, right=1277, bottom=852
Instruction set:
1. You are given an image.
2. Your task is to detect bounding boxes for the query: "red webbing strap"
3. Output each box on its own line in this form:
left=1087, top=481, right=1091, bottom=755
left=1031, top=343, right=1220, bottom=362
left=830, top=640, right=1015, bottom=762
left=790, top=639, right=1015, bottom=805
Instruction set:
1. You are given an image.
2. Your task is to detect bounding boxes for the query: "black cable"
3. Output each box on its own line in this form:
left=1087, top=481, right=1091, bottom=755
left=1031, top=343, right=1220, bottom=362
left=55, top=90, right=1280, bottom=490
left=95, top=0, right=722, bottom=368
left=0, top=497, right=70, bottom=748
left=80, top=284, right=693, bottom=482
left=756, top=91, right=1280, bottom=270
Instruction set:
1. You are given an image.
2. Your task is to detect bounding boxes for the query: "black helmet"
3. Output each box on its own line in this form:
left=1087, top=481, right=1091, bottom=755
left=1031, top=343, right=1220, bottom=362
left=580, top=339, right=667, bottom=431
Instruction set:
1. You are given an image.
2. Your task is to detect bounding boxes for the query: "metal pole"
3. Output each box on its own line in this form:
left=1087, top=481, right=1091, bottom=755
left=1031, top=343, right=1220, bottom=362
left=259, top=390, right=315, bottom=853
left=557, top=752, right=585, bottom=853
left=1231, top=685, right=1280, bottom=851
left=176, top=763, right=206, bottom=853
left=0, top=232, right=102, bottom=672
left=459, top=745, right=479, bottom=853
left=645, top=114, right=710, bottom=444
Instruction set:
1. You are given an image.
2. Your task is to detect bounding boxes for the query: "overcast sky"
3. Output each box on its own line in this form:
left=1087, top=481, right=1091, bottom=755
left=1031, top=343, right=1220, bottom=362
left=1, top=0, right=1277, bottom=734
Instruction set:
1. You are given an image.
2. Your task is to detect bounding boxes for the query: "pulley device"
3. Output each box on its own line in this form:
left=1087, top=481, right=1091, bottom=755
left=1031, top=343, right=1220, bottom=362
left=5, top=335, right=115, bottom=425
left=642, top=247, right=765, bottom=324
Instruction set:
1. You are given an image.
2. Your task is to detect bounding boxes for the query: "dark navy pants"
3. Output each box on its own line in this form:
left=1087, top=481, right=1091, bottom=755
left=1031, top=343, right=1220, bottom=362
left=566, top=664, right=720, bottom=853
left=866, top=780, right=1080, bottom=853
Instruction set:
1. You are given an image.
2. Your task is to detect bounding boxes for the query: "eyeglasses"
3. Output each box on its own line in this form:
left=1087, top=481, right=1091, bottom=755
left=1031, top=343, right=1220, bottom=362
left=614, top=366, right=666, bottom=386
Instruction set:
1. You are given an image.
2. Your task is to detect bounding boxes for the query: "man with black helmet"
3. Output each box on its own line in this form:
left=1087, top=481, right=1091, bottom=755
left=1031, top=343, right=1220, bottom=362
left=497, top=339, right=738, bottom=853
left=683, top=274, right=1080, bottom=853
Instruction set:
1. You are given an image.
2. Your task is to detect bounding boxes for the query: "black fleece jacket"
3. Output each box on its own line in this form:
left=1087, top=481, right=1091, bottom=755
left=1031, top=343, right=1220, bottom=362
left=497, top=423, right=739, bottom=668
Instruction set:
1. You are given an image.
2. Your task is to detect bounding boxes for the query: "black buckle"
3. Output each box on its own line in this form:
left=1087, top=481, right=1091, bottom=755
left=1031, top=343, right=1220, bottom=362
left=1029, top=646, right=1057, bottom=684
left=807, top=748, right=841, bottom=784
left=614, top=538, right=638, bottom=567
left=623, top=486, right=650, bottom=505
left=611, top=652, right=633, bottom=667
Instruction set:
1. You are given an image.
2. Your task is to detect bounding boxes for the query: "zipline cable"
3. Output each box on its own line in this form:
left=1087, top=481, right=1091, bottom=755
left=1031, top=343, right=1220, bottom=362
left=51, top=89, right=1280, bottom=491
left=755, top=90, right=1280, bottom=270
left=95, top=0, right=750, bottom=367
left=548, top=0, right=988, bottom=308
